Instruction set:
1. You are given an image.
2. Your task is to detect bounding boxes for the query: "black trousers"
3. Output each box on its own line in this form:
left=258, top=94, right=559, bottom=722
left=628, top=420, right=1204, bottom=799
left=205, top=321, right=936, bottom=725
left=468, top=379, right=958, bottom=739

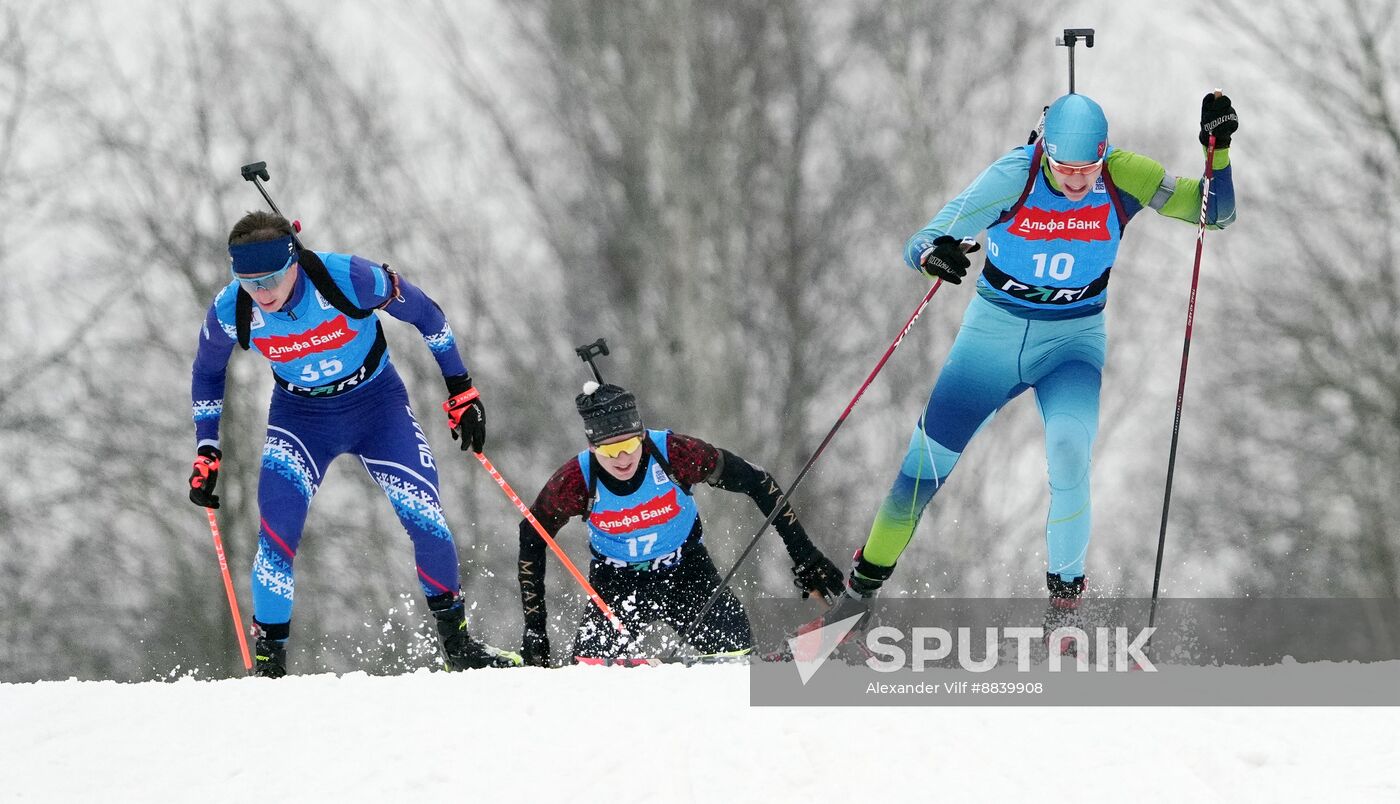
left=572, top=539, right=752, bottom=660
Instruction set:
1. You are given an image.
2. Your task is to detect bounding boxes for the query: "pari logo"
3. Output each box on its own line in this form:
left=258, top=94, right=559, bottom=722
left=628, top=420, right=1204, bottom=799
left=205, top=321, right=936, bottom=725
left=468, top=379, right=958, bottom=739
left=254, top=316, right=355, bottom=362
left=1010, top=205, right=1111, bottom=241
left=788, top=622, right=1157, bottom=684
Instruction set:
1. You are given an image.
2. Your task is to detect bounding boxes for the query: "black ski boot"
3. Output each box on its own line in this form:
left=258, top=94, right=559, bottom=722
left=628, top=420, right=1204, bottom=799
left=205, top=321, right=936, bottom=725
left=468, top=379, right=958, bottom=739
left=783, top=550, right=894, bottom=662
left=252, top=621, right=288, bottom=679
left=828, top=549, right=895, bottom=628
left=1042, top=573, right=1087, bottom=657
left=428, top=594, right=522, bottom=670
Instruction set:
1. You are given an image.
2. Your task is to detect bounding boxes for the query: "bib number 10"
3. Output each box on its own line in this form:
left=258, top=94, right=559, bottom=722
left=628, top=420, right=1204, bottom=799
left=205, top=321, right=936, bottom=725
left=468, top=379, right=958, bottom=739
left=1031, top=252, right=1075, bottom=280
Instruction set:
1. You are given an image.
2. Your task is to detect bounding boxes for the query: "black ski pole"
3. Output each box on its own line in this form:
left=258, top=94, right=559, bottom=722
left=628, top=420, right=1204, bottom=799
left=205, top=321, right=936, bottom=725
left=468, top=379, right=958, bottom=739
left=666, top=243, right=976, bottom=660
left=1148, top=103, right=1221, bottom=636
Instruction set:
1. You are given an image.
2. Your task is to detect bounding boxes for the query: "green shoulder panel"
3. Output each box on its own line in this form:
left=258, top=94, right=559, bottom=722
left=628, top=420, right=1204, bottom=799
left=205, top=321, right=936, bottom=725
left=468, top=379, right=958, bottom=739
left=1105, top=148, right=1167, bottom=207
left=1106, top=146, right=1232, bottom=226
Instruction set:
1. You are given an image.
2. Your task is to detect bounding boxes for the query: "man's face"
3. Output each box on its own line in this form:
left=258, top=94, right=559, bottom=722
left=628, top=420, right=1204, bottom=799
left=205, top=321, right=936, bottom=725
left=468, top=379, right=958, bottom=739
left=591, top=433, right=645, bottom=481
left=1046, top=156, right=1103, bottom=202
left=239, top=263, right=300, bottom=311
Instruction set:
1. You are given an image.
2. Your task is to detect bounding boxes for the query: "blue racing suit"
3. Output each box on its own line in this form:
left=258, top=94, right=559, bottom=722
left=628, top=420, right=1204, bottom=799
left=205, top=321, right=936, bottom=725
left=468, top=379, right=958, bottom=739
left=191, top=252, right=470, bottom=630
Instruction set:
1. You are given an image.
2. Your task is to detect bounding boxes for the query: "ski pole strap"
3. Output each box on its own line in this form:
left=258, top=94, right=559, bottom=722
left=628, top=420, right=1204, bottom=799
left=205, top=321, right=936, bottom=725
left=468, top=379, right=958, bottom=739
left=443, top=385, right=480, bottom=409
left=191, top=453, right=220, bottom=484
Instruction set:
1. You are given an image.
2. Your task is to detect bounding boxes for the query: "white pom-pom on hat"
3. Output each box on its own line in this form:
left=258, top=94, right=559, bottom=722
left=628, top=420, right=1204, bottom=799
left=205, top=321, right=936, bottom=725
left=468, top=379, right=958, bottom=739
left=583, top=380, right=600, bottom=395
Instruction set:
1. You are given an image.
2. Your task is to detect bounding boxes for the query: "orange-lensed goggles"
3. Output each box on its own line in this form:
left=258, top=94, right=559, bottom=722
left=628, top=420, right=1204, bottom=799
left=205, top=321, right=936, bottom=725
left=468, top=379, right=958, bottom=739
left=1045, top=154, right=1104, bottom=176
left=594, top=435, right=644, bottom=458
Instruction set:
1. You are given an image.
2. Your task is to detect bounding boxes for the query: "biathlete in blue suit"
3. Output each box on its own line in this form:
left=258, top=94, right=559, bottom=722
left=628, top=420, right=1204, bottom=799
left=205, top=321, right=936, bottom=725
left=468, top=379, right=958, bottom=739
left=825, top=92, right=1240, bottom=635
left=187, top=210, right=521, bottom=676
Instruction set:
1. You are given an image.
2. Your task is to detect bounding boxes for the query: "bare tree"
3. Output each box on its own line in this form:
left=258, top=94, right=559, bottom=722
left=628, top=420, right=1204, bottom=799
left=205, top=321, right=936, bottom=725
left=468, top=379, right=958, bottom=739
left=421, top=0, right=1112, bottom=612
left=7, top=0, right=1371, bottom=683
left=1182, top=0, right=1400, bottom=596
left=0, top=0, right=138, bottom=680
left=0, top=1, right=531, bottom=681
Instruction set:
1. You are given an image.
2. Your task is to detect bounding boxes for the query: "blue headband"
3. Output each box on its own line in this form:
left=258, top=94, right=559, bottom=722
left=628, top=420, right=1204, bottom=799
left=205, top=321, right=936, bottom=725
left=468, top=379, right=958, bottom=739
left=229, top=236, right=297, bottom=276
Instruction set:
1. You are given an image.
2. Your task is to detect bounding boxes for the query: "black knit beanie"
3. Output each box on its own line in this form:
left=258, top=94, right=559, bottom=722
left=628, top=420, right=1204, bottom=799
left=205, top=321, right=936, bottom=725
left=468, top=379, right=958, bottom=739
left=575, top=381, right=643, bottom=445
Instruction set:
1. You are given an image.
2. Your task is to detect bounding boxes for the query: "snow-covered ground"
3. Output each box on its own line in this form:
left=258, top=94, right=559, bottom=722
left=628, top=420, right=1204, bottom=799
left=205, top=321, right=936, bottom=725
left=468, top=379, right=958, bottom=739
left=2, top=666, right=1396, bottom=802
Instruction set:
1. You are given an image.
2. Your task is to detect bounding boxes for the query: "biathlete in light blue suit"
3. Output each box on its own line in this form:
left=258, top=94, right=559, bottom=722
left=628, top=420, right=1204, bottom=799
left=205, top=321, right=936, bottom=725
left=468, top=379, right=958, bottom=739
left=834, top=92, right=1239, bottom=615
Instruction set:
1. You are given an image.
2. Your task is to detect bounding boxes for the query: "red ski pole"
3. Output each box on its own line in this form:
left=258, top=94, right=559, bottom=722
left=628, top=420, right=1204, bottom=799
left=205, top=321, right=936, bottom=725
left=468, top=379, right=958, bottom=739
left=205, top=508, right=252, bottom=673
left=473, top=452, right=628, bottom=635
left=1148, top=100, right=1221, bottom=630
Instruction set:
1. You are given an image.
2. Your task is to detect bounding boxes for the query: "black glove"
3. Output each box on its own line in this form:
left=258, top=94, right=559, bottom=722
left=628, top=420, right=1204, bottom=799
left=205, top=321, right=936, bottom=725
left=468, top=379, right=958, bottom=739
left=1198, top=92, right=1238, bottom=148
left=522, top=627, right=551, bottom=667
left=188, top=445, right=222, bottom=509
left=791, top=546, right=846, bottom=601
left=442, top=373, right=486, bottom=453
left=917, top=235, right=981, bottom=284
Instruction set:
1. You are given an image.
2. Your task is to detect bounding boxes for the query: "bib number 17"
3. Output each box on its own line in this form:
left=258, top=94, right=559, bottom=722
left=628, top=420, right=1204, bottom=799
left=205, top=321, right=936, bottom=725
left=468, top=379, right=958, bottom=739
left=627, top=533, right=659, bottom=557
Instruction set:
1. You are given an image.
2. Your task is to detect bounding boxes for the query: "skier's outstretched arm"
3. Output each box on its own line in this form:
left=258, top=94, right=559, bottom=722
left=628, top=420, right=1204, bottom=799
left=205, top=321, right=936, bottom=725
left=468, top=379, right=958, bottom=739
left=668, top=433, right=845, bottom=600
left=1106, top=94, right=1239, bottom=230
left=903, top=148, right=1031, bottom=272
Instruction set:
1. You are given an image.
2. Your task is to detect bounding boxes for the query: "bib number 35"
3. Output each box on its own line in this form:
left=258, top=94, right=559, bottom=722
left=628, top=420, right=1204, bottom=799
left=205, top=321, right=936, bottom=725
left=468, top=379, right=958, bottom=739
left=300, top=358, right=344, bottom=383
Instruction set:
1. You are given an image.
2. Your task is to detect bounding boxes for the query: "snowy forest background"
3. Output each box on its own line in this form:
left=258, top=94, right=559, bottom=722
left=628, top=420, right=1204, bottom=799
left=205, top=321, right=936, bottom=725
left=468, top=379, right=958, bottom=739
left=1, top=0, right=1395, bottom=682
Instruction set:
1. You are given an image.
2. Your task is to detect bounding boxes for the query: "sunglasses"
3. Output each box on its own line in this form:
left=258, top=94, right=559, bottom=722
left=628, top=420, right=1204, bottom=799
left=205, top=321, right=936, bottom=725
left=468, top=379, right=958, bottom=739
left=1045, top=154, right=1104, bottom=177
left=595, top=435, right=644, bottom=458
left=231, top=252, right=297, bottom=292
